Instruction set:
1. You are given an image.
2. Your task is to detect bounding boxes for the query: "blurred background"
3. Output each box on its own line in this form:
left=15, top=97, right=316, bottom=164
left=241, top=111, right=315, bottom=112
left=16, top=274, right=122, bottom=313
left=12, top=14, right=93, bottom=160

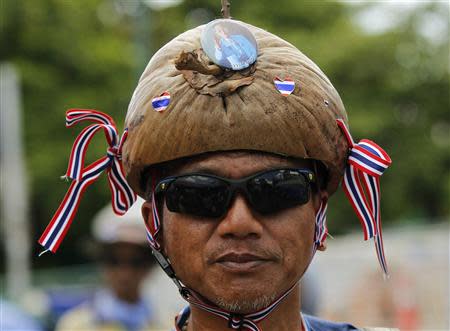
left=0, top=0, right=448, bottom=330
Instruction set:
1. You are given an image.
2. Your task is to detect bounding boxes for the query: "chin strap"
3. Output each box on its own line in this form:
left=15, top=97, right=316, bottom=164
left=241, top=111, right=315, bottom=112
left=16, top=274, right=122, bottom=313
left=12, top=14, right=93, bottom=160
left=186, top=282, right=298, bottom=331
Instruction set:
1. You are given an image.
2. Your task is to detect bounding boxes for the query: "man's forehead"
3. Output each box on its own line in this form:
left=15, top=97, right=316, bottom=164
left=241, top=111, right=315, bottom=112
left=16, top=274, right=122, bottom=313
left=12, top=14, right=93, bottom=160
left=170, top=151, right=313, bottom=178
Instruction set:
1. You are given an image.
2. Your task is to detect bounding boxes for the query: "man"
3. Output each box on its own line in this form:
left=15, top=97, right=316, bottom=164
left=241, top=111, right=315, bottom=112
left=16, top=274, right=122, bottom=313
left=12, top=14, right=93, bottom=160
left=40, top=18, right=394, bottom=331
left=55, top=198, right=158, bottom=331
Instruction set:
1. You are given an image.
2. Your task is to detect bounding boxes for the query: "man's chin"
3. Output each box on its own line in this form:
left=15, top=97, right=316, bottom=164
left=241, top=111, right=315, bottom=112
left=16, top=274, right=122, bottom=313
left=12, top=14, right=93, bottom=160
left=212, top=292, right=278, bottom=314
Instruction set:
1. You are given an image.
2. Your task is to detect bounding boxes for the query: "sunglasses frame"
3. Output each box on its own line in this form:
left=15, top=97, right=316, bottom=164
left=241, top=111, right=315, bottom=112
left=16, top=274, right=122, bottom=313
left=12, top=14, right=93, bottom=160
left=154, top=168, right=316, bottom=218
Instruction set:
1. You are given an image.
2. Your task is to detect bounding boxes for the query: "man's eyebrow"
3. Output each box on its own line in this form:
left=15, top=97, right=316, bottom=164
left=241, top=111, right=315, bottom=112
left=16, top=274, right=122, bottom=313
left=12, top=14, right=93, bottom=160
left=174, top=166, right=222, bottom=176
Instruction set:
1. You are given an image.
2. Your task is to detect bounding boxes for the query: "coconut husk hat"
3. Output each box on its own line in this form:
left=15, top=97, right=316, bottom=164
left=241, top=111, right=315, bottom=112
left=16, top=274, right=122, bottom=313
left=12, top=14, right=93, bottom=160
left=123, top=19, right=348, bottom=197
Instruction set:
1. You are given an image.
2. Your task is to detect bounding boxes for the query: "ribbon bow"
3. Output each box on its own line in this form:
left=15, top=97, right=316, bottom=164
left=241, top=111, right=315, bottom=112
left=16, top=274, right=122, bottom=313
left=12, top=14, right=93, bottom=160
left=39, top=109, right=136, bottom=253
left=337, top=119, right=392, bottom=276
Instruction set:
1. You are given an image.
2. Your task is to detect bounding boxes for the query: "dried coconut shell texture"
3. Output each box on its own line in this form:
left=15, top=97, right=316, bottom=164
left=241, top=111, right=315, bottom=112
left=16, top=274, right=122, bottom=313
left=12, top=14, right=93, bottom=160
left=123, top=21, right=349, bottom=197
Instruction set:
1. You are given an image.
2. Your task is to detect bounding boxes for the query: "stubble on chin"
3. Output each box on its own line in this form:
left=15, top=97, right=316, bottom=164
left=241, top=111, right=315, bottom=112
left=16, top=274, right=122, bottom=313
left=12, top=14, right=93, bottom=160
left=213, top=293, right=278, bottom=314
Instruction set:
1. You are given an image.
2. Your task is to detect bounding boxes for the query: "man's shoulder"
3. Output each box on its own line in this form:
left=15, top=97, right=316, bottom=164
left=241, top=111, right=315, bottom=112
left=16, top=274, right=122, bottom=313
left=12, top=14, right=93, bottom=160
left=303, top=314, right=359, bottom=331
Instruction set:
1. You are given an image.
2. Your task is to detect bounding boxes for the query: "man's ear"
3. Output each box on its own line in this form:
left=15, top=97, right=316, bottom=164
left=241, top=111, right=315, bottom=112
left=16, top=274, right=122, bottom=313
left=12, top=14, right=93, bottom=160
left=141, top=200, right=153, bottom=227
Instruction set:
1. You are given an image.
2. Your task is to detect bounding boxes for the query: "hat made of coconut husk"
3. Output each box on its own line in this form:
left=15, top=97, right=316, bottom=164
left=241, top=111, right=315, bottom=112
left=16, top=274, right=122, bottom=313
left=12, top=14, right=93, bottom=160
left=123, top=19, right=349, bottom=197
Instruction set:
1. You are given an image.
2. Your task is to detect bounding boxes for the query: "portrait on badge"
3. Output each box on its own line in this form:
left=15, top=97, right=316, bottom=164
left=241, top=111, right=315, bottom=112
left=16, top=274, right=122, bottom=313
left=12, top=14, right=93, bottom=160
left=201, top=19, right=258, bottom=70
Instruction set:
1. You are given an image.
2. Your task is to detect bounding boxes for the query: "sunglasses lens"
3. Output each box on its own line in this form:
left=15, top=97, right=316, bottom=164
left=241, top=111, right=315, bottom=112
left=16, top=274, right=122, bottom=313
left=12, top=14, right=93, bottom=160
left=247, top=170, right=310, bottom=214
left=165, top=175, right=229, bottom=218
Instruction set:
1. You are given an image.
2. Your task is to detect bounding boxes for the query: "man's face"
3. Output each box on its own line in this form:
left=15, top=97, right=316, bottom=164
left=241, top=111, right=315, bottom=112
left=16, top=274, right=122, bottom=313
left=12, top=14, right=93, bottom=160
left=144, top=152, right=324, bottom=313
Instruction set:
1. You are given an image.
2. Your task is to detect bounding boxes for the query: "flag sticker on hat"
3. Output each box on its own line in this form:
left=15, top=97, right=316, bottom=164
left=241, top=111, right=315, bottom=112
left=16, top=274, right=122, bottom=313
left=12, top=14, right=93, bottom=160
left=274, top=77, right=295, bottom=96
left=152, top=92, right=171, bottom=112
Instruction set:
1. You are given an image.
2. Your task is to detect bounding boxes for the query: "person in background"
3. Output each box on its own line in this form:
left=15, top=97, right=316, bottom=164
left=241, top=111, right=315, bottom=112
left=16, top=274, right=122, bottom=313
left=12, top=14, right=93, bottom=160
left=55, top=198, right=157, bottom=331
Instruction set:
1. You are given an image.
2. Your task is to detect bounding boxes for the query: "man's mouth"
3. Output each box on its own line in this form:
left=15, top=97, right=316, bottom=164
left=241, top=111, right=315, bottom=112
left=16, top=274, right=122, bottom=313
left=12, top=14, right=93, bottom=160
left=215, top=252, right=273, bottom=272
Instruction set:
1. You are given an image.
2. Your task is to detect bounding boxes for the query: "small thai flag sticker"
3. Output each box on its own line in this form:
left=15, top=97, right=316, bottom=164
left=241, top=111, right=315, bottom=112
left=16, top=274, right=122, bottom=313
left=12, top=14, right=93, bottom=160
left=152, top=92, right=171, bottom=112
left=274, top=77, right=295, bottom=96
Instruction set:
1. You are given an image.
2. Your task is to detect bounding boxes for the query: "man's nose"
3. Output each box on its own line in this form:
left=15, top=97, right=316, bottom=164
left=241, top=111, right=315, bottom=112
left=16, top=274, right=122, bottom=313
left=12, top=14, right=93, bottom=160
left=216, top=195, right=263, bottom=239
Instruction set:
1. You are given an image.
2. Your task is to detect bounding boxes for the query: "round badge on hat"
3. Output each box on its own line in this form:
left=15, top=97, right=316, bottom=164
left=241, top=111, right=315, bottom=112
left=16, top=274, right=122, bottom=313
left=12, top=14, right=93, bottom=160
left=201, top=19, right=258, bottom=71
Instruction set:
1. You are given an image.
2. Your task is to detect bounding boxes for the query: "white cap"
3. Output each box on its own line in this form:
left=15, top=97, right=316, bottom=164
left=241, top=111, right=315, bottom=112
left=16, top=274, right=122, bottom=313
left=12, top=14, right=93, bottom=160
left=92, top=197, right=148, bottom=245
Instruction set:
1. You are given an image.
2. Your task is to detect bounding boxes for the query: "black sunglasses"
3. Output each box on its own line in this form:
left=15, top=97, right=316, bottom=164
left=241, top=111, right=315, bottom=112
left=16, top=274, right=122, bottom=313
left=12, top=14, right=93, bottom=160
left=154, top=168, right=315, bottom=218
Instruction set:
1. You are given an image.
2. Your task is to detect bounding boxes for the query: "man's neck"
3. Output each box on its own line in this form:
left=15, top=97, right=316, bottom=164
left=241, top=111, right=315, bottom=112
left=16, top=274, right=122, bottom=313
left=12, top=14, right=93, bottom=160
left=186, top=285, right=302, bottom=331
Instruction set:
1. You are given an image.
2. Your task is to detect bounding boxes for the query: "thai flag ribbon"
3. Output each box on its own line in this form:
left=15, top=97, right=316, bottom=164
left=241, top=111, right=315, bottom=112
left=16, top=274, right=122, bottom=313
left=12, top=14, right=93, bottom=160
left=177, top=282, right=299, bottom=331
left=144, top=190, right=161, bottom=250
left=313, top=201, right=328, bottom=255
left=336, top=119, right=392, bottom=275
left=38, top=109, right=137, bottom=253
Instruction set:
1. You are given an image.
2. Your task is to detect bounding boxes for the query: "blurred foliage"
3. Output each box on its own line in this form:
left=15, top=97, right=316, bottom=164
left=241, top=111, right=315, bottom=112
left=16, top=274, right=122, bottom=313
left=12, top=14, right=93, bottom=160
left=1, top=0, right=448, bottom=268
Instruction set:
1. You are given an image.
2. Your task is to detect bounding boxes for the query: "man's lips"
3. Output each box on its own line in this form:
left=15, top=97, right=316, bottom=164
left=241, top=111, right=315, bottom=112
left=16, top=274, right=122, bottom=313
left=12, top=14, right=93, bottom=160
left=214, top=252, right=273, bottom=272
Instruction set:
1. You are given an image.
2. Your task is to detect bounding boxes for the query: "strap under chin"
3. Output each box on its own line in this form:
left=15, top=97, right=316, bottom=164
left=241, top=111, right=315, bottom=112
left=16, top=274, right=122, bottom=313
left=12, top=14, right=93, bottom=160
left=183, top=282, right=299, bottom=331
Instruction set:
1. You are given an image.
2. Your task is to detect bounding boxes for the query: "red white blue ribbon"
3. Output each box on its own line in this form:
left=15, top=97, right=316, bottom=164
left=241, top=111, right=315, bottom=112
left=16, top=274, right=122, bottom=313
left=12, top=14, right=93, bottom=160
left=337, top=119, right=392, bottom=276
left=142, top=171, right=162, bottom=250
left=174, top=305, right=308, bottom=331
left=38, top=109, right=136, bottom=253
left=144, top=191, right=161, bottom=250
left=178, top=282, right=298, bottom=331
left=313, top=201, right=328, bottom=255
